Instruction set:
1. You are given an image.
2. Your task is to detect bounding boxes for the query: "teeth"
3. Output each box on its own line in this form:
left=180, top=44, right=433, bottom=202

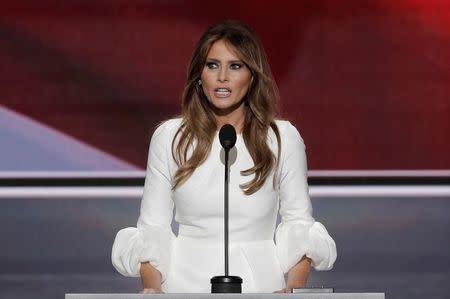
left=214, top=88, right=231, bottom=98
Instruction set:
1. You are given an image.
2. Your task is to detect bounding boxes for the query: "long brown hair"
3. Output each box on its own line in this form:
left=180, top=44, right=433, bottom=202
left=172, top=20, right=281, bottom=195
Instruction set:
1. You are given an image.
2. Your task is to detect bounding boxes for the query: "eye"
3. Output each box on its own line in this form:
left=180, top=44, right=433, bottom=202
left=206, top=62, right=218, bottom=69
left=230, top=63, right=243, bottom=70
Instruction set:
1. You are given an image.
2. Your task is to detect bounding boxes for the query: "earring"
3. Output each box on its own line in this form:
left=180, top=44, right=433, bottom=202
left=198, top=79, right=202, bottom=85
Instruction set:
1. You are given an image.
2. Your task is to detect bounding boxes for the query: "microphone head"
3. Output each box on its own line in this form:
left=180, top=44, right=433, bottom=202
left=219, top=124, right=237, bottom=151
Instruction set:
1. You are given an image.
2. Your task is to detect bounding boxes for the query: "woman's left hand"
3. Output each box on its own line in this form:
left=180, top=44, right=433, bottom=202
left=273, top=288, right=291, bottom=293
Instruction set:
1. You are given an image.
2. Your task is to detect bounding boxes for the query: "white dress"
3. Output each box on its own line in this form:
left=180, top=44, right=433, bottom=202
left=111, top=118, right=337, bottom=293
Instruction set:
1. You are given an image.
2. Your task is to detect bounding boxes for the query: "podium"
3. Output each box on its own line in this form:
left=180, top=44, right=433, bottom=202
left=66, top=294, right=385, bottom=299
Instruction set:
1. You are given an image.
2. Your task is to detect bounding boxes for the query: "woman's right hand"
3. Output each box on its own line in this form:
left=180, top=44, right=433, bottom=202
left=141, top=288, right=164, bottom=294
left=140, top=262, right=163, bottom=293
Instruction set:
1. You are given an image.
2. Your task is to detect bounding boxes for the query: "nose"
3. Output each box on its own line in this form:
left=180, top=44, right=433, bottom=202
left=217, top=67, right=228, bottom=82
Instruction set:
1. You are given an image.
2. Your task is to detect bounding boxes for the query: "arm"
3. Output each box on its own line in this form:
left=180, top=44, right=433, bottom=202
left=274, top=256, right=311, bottom=293
left=274, top=122, right=336, bottom=292
left=111, top=120, right=177, bottom=291
left=286, top=256, right=312, bottom=289
left=136, top=122, right=176, bottom=292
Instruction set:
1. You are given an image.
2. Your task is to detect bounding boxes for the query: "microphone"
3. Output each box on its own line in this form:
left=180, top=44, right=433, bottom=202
left=211, top=124, right=243, bottom=293
left=219, top=124, right=237, bottom=151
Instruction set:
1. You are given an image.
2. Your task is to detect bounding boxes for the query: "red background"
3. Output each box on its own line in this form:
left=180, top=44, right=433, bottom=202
left=1, top=0, right=449, bottom=169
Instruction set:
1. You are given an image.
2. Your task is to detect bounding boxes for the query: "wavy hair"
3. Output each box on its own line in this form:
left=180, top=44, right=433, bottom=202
left=172, top=20, right=281, bottom=195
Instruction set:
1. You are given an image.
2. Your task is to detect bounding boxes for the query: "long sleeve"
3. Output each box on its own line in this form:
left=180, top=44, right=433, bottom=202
left=275, top=122, right=337, bottom=273
left=111, top=121, right=177, bottom=281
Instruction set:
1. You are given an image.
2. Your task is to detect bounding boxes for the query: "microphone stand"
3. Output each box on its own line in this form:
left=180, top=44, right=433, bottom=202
left=224, top=144, right=231, bottom=277
left=211, top=126, right=242, bottom=293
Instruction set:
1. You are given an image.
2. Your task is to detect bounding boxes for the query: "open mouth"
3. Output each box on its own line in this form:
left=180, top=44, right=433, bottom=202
left=214, top=87, right=232, bottom=98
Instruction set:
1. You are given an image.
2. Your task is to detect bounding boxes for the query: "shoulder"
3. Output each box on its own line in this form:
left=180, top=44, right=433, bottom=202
left=272, top=119, right=305, bottom=145
left=147, top=117, right=183, bottom=156
left=151, top=117, right=183, bottom=141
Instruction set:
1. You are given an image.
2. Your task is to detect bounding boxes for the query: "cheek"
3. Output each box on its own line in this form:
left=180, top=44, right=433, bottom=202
left=237, top=78, right=251, bottom=94
left=202, top=83, right=212, bottom=99
left=200, top=74, right=214, bottom=91
left=233, top=71, right=252, bottom=93
left=199, top=78, right=211, bottom=100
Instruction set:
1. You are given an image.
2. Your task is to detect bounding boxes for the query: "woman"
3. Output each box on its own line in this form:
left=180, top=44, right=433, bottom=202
left=112, top=20, right=336, bottom=293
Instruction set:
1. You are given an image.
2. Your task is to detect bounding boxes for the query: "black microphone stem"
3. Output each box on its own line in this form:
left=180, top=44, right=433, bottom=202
left=224, top=148, right=229, bottom=276
left=211, top=124, right=242, bottom=293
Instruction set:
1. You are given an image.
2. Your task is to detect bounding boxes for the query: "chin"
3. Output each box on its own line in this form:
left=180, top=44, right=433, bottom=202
left=215, top=103, right=237, bottom=110
left=211, top=101, right=241, bottom=111
left=207, top=95, right=246, bottom=113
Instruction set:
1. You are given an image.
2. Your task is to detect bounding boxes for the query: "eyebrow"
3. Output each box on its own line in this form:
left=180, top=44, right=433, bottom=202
left=206, top=58, right=243, bottom=64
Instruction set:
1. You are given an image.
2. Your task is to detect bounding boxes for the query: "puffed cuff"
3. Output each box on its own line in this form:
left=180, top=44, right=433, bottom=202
left=111, top=226, right=175, bottom=282
left=275, top=220, right=337, bottom=273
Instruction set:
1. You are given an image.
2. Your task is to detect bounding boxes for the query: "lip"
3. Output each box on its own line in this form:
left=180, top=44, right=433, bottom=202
left=214, top=87, right=232, bottom=98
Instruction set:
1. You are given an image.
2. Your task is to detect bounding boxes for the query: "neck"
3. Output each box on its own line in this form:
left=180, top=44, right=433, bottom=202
left=213, top=104, right=246, bottom=134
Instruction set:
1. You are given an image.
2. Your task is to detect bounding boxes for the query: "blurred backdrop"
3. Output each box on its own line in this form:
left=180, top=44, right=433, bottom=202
left=1, top=0, right=449, bottom=170
left=0, top=1, right=449, bottom=299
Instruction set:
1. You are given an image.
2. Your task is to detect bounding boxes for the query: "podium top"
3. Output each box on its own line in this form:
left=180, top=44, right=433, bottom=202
left=66, top=293, right=385, bottom=299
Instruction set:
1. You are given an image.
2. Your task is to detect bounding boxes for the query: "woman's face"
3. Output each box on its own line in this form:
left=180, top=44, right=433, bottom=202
left=200, top=39, right=252, bottom=117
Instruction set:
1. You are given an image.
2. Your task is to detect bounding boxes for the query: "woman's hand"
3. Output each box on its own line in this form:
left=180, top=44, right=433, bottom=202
left=141, top=288, right=164, bottom=294
left=273, top=288, right=292, bottom=293
left=140, top=262, right=162, bottom=293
